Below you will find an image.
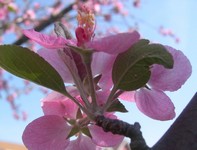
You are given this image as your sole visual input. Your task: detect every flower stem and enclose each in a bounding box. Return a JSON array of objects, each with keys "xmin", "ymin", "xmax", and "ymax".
[
  {"xmin": 65, "ymin": 92, "xmax": 92, "ymax": 118},
  {"xmin": 72, "ymin": 74, "xmax": 91, "ymax": 108},
  {"xmin": 102, "ymin": 86, "xmax": 118, "ymax": 112},
  {"xmin": 58, "ymin": 50, "xmax": 91, "ymax": 108},
  {"xmin": 83, "ymin": 53, "xmax": 98, "ymax": 108}
]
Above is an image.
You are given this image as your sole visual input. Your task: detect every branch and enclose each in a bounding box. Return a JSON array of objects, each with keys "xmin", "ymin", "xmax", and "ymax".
[
  {"xmin": 95, "ymin": 93, "xmax": 197, "ymax": 150},
  {"xmin": 152, "ymin": 92, "xmax": 197, "ymax": 150},
  {"xmin": 13, "ymin": 2, "xmax": 75, "ymax": 45},
  {"xmin": 95, "ymin": 115, "xmax": 150, "ymax": 150}
]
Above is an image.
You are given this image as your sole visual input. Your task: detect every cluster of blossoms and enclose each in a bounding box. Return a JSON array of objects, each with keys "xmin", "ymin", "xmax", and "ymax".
[
  {"xmin": 0, "ymin": 1, "xmax": 181, "ymax": 120},
  {"xmin": 21, "ymin": 4, "xmax": 191, "ymax": 150}
]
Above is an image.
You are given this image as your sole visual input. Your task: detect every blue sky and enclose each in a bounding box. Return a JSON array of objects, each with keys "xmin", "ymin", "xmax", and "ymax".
[{"xmin": 0, "ymin": 0, "xmax": 196, "ymax": 147}]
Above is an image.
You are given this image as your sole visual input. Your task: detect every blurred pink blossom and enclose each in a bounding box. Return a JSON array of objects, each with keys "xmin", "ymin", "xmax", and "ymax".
[{"xmin": 0, "ymin": 6, "xmax": 8, "ymax": 20}]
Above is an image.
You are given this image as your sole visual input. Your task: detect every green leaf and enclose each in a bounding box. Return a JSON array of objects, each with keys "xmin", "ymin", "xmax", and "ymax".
[
  {"xmin": 0, "ymin": 45, "xmax": 67, "ymax": 95},
  {"xmin": 112, "ymin": 39, "xmax": 173, "ymax": 91},
  {"xmin": 67, "ymin": 126, "xmax": 80, "ymax": 139},
  {"xmin": 107, "ymin": 99, "xmax": 128, "ymax": 113},
  {"xmin": 81, "ymin": 127, "xmax": 92, "ymax": 138}
]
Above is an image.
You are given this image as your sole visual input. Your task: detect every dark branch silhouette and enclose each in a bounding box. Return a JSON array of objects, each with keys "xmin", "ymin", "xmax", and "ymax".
[
  {"xmin": 152, "ymin": 92, "xmax": 197, "ymax": 150},
  {"xmin": 96, "ymin": 92, "xmax": 197, "ymax": 150},
  {"xmin": 95, "ymin": 115, "xmax": 150, "ymax": 150},
  {"xmin": 13, "ymin": 2, "xmax": 75, "ymax": 45}
]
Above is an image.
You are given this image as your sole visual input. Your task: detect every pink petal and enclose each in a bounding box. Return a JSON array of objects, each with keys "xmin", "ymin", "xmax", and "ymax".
[
  {"xmin": 96, "ymin": 89, "xmax": 115, "ymax": 107},
  {"xmin": 149, "ymin": 46, "xmax": 192, "ymax": 91},
  {"xmin": 89, "ymin": 125, "xmax": 124, "ymax": 147},
  {"xmin": 103, "ymin": 113, "xmax": 117, "ymax": 119},
  {"xmin": 67, "ymin": 134, "xmax": 97, "ymax": 150},
  {"xmin": 38, "ymin": 48, "xmax": 73, "ymax": 83},
  {"xmin": 135, "ymin": 88, "xmax": 175, "ymax": 121},
  {"xmin": 96, "ymin": 90, "xmax": 110, "ymax": 106},
  {"xmin": 99, "ymin": 72, "xmax": 113, "ymax": 91},
  {"xmin": 92, "ymin": 52, "xmax": 116, "ymax": 76},
  {"xmin": 86, "ymin": 31, "xmax": 140, "ymax": 54},
  {"xmin": 22, "ymin": 115, "xmax": 71, "ymax": 150},
  {"xmin": 23, "ymin": 29, "xmax": 70, "ymax": 49},
  {"xmin": 119, "ymin": 91, "xmax": 135, "ymax": 102},
  {"xmin": 41, "ymin": 92, "xmax": 78, "ymax": 118},
  {"xmin": 91, "ymin": 52, "xmax": 116, "ymax": 90}
]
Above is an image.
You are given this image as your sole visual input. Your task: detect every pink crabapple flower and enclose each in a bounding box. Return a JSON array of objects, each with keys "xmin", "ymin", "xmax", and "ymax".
[
  {"xmin": 23, "ymin": 4, "xmax": 139, "ymax": 53},
  {"xmin": 22, "ymin": 91, "xmax": 124, "ymax": 150},
  {"xmin": 22, "ymin": 8, "xmax": 137, "ymax": 149},
  {"xmin": 119, "ymin": 46, "xmax": 192, "ymax": 121},
  {"xmin": 23, "ymin": 4, "xmax": 139, "ymax": 85},
  {"xmin": 23, "ymin": 29, "xmax": 139, "ymax": 85}
]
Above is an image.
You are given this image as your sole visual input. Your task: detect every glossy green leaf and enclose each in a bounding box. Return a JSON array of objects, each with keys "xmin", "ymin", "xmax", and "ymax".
[
  {"xmin": 112, "ymin": 39, "xmax": 173, "ymax": 91},
  {"xmin": 0, "ymin": 45, "xmax": 67, "ymax": 95},
  {"xmin": 107, "ymin": 99, "xmax": 128, "ymax": 113}
]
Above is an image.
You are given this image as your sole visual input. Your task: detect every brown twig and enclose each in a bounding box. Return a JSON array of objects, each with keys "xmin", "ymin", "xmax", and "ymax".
[{"xmin": 95, "ymin": 115, "xmax": 150, "ymax": 150}]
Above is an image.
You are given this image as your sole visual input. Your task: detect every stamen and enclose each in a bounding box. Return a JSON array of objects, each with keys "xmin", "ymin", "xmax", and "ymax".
[{"xmin": 76, "ymin": 5, "xmax": 95, "ymax": 41}]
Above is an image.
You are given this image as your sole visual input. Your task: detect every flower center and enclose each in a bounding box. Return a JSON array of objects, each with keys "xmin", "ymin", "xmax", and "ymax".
[{"xmin": 76, "ymin": 5, "xmax": 95, "ymax": 46}]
